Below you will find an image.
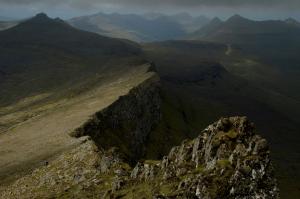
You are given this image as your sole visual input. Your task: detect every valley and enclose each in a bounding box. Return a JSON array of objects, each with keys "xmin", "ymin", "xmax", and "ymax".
[{"xmin": 0, "ymin": 11, "xmax": 299, "ymax": 199}]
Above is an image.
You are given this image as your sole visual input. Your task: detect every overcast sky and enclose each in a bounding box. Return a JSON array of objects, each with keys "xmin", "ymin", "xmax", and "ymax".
[{"xmin": 1, "ymin": 0, "xmax": 300, "ymax": 20}]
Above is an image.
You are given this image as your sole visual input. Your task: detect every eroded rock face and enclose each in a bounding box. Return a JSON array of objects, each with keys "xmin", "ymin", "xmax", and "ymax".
[
  {"xmin": 70, "ymin": 75, "xmax": 161, "ymax": 162},
  {"xmin": 133, "ymin": 117, "xmax": 279, "ymax": 198},
  {"xmin": 0, "ymin": 117, "xmax": 279, "ymax": 199}
]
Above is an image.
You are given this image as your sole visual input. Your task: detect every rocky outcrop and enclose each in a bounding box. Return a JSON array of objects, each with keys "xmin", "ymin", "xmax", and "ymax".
[
  {"xmin": 70, "ymin": 75, "xmax": 161, "ymax": 162},
  {"xmin": 0, "ymin": 117, "xmax": 279, "ymax": 199},
  {"xmin": 131, "ymin": 117, "xmax": 279, "ymax": 198},
  {"xmin": 0, "ymin": 136, "xmax": 134, "ymax": 199}
]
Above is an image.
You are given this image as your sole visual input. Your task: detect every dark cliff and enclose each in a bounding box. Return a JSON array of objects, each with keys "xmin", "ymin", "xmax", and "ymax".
[
  {"xmin": 0, "ymin": 71, "xmax": 279, "ymax": 198},
  {"xmin": 70, "ymin": 74, "xmax": 161, "ymax": 162}
]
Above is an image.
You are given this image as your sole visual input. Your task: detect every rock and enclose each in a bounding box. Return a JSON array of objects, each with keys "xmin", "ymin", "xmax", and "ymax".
[
  {"xmin": 131, "ymin": 162, "xmax": 144, "ymax": 179},
  {"xmin": 130, "ymin": 116, "xmax": 279, "ymax": 198},
  {"xmin": 0, "ymin": 117, "xmax": 279, "ymax": 199},
  {"xmin": 70, "ymin": 76, "xmax": 161, "ymax": 162},
  {"xmin": 112, "ymin": 177, "xmax": 125, "ymax": 192}
]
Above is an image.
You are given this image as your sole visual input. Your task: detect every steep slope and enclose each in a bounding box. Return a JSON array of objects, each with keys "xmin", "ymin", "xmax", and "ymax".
[
  {"xmin": 143, "ymin": 40, "xmax": 300, "ymax": 123},
  {"xmin": 0, "ymin": 13, "xmax": 158, "ymax": 185},
  {"xmin": 0, "ymin": 117, "xmax": 279, "ymax": 199},
  {"xmin": 190, "ymin": 17, "xmax": 222, "ymax": 38},
  {"xmin": 143, "ymin": 40, "xmax": 300, "ymax": 198},
  {"xmin": 190, "ymin": 14, "xmax": 300, "ymax": 70},
  {"xmin": 68, "ymin": 13, "xmax": 185, "ymax": 42},
  {"xmin": 0, "ymin": 13, "xmax": 141, "ymax": 107}
]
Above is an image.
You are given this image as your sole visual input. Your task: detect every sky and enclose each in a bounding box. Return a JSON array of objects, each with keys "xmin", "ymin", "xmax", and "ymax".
[{"xmin": 1, "ymin": 0, "xmax": 300, "ymax": 20}]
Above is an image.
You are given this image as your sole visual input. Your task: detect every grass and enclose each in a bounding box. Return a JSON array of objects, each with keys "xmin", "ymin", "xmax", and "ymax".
[
  {"xmin": 217, "ymin": 159, "xmax": 232, "ymax": 168},
  {"xmin": 226, "ymin": 129, "xmax": 238, "ymax": 139}
]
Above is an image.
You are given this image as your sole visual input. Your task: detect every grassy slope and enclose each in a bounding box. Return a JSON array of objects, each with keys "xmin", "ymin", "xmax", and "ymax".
[
  {"xmin": 142, "ymin": 40, "xmax": 300, "ymax": 198},
  {"xmin": 0, "ymin": 14, "xmax": 142, "ymax": 107},
  {"xmin": 1, "ymin": 14, "xmax": 299, "ymax": 197},
  {"xmin": 0, "ymin": 14, "xmax": 155, "ymax": 184},
  {"xmin": 190, "ymin": 16, "xmax": 300, "ymax": 101}
]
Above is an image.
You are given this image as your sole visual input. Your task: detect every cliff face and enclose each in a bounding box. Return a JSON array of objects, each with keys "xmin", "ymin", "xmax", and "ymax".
[
  {"xmin": 0, "ymin": 117, "xmax": 279, "ymax": 199},
  {"xmin": 70, "ymin": 75, "xmax": 161, "ymax": 162},
  {"xmin": 0, "ymin": 64, "xmax": 279, "ymax": 198}
]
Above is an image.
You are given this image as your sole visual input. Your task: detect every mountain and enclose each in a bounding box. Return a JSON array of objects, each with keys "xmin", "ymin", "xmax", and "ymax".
[
  {"xmin": 0, "ymin": 12, "xmax": 298, "ymax": 198},
  {"xmin": 0, "ymin": 13, "xmax": 142, "ymax": 107},
  {"xmin": 190, "ymin": 14, "xmax": 300, "ymax": 61},
  {"xmin": 190, "ymin": 15, "xmax": 300, "ymax": 102},
  {"xmin": 142, "ymin": 40, "xmax": 300, "ymax": 198},
  {"xmin": 145, "ymin": 12, "xmax": 210, "ymax": 33},
  {"xmin": 192, "ymin": 17, "xmax": 222, "ymax": 38},
  {"xmin": 192, "ymin": 14, "xmax": 300, "ymax": 37},
  {"xmin": 68, "ymin": 12, "xmax": 186, "ymax": 42},
  {"xmin": 0, "ymin": 117, "xmax": 279, "ymax": 198},
  {"xmin": 0, "ymin": 13, "xmax": 160, "ymax": 187},
  {"xmin": 68, "ymin": 12, "xmax": 210, "ymax": 42},
  {"xmin": 0, "ymin": 13, "xmax": 278, "ymax": 198}
]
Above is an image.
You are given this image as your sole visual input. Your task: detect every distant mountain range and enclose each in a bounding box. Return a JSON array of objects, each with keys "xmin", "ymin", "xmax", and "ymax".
[
  {"xmin": 154, "ymin": 12, "xmax": 210, "ymax": 33},
  {"xmin": 190, "ymin": 15, "xmax": 300, "ymax": 96},
  {"xmin": 68, "ymin": 12, "xmax": 210, "ymax": 42},
  {"xmin": 143, "ymin": 15, "xmax": 300, "ymax": 198},
  {"xmin": 190, "ymin": 14, "xmax": 300, "ymax": 40},
  {"xmin": 0, "ymin": 12, "xmax": 300, "ymax": 198}
]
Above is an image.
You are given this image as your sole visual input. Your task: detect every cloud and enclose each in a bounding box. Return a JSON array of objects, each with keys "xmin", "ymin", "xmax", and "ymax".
[
  {"xmin": 0, "ymin": 0, "xmax": 300, "ymax": 19},
  {"xmin": 0, "ymin": 0, "xmax": 300, "ymax": 9}
]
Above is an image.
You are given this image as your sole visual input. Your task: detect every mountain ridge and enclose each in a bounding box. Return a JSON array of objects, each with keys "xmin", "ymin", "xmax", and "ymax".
[
  {"xmin": 68, "ymin": 12, "xmax": 210, "ymax": 42},
  {"xmin": 0, "ymin": 12, "xmax": 299, "ymax": 198},
  {"xmin": 0, "ymin": 13, "xmax": 144, "ymax": 107},
  {"xmin": 191, "ymin": 14, "xmax": 300, "ymax": 38}
]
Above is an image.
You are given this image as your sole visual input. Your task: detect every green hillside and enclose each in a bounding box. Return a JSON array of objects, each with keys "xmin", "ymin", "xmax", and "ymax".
[
  {"xmin": 143, "ymin": 40, "xmax": 300, "ymax": 198},
  {"xmin": 190, "ymin": 15, "xmax": 300, "ymax": 100},
  {"xmin": 0, "ymin": 13, "xmax": 144, "ymax": 107}
]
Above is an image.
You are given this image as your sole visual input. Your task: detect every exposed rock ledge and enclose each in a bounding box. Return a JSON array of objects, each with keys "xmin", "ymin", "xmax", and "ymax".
[{"xmin": 0, "ymin": 117, "xmax": 279, "ymax": 199}]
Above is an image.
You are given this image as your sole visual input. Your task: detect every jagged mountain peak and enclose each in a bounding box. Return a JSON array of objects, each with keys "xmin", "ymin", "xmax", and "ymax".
[
  {"xmin": 34, "ymin": 12, "xmax": 49, "ymax": 19},
  {"xmin": 21, "ymin": 12, "xmax": 68, "ymax": 27},
  {"xmin": 0, "ymin": 12, "xmax": 80, "ymax": 43}
]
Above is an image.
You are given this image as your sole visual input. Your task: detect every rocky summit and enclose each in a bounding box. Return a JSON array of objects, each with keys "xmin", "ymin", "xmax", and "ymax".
[{"xmin": 0, "ymin": 117, "xmax": 278, "ymax": 198}]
